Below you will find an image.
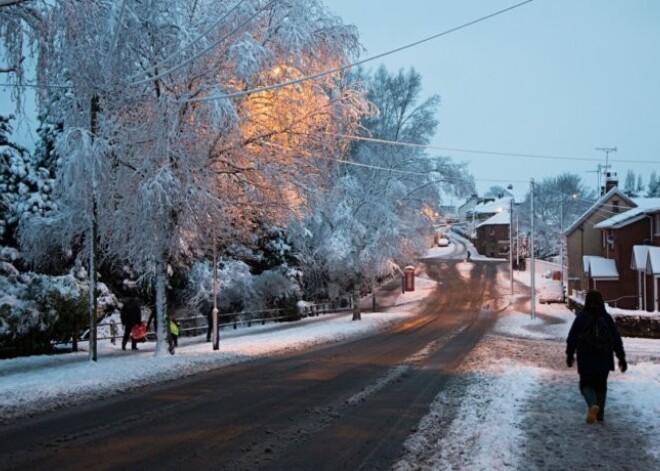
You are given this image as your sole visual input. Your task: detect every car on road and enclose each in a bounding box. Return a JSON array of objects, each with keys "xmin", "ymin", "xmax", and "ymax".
[{"xmin": 437, "ymin": 237, "xmax": 450, "ymax": 247}]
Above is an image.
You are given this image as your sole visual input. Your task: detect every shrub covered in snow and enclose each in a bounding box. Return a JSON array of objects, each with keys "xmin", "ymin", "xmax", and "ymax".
[
  {"xmin": 0, "ymin": 255, "xmax": 118, "ymax": 357},
  {"xmin": 0, "ymin": 115, "xmax": 57, "ymax": 248},
  {"xmin": 185, "ymin": 257, "xmax": 302, "ymax": 321}
]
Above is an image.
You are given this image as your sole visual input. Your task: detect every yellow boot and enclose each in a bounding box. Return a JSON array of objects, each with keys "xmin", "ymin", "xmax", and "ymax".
[{"xmin": 586, "ymin": 405, "xmax": 600, "ymax": 424}]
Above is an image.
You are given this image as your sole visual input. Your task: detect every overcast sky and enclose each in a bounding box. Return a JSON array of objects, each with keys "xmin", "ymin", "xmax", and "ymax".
[{"xmin": 324, "ymin": 0, "xmax": 660, "ymax": 199}]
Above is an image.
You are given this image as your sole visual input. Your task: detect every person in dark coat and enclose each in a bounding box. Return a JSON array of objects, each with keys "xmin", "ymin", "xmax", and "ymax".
[
  {"xmin": 200, "ymin": 299, "xmax": 215, "ymax": 342},
  {"xmin": 120, "ymin": 297, "xmax": 142, "ymax": 351},
  {"xmin": 566, "ymin": 290, "xmax": 627, "ymax": 424},
  {"xmin": 147, "ymin": 302, "xmax": 157, "ymax": 333}
]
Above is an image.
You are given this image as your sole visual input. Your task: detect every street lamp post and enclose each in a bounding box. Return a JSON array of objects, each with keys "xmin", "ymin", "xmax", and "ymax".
[
  {"xmin": 530, "ymin": 178, "xmax": 536, "ymax": 319},
  {"xmin": 559, "ymin": 200, "xmax": 564, "ymax": 299},
  {"xmin": 212, "ymin": 240, "xmax": 219, "ymax": 350},
  {"xmin": 510, "ymin": 197, "xmax": 514, "ymax": 295}
]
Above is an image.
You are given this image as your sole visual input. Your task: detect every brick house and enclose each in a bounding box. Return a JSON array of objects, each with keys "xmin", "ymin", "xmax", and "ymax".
[
  {"xmin": 467, "ymin": 196, "xmax": 512, "ymax": 238},
  {"xmin": 563, "ymin": 187, "xmax": 636, "ymax": 297},
  {"xmin": 592, "ymin": 200, "xmax": 660, "ymax": 310},
  {"xmin": 475, "ymin": 210, "xmax": 510, "ymax": 258}
]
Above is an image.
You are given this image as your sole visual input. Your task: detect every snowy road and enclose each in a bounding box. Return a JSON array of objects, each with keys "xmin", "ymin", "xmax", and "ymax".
[
  {"xmin": 0, "ymin": 259, "xmax": 502, "ymax": 470},
  {"xmin": 1, "ymin": 257, "xmax": 658, "ymax": 470}
]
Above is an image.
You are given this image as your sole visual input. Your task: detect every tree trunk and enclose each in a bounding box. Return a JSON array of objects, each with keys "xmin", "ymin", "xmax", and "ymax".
[
  {"xmin": 88, "ymin": 95, "xmax": 100, "ymax": 362},
  {"xmin": 351, "ymin": 282, "xmax": 361, "ymax": 321},
  {"xmin": 88, "ymin": 202, "xmax": 98, "ymax": 361},
  {"xmin": 154, "ymin": 256, "xmax": 168, "ymax": 356}
]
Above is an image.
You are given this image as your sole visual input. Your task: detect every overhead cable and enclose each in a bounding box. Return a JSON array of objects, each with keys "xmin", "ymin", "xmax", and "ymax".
[
  {"xmin": 183, "ymin": 0, "xmax": 535, "ymax": 103},
  {"xmin": 331, "ymin": 133, "xmax": 660, "ymax": 165}
]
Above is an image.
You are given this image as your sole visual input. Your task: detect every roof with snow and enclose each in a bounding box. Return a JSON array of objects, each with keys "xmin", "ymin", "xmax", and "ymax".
[
  {"xmin": 594, "ymin": 198, "xmax": 660, "ymax": 230},
  {"xmin": 583, "ymin": 255, "xmax": 619, "ymax": 280},
  {"xmin": 564, "ymin": 187, "xmax": 636, "ymax": 236},
  {"xmin": 645, "ymin": 247, "xmax": 660, "ymax": 275},
  {"xmin": 472, "ymin": 197, "xmax": 513, "ymax": 215},
  {"xmin": 631, "ymin": 245, "xmax": 651, "ymax": 271},
  {"xmin": 476, "ymin": 210, "xmax": 511, "ymax": 228}
]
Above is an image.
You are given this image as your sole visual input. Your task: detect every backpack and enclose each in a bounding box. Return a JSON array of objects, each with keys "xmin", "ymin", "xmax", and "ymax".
[{"xmin": 577, "ymin": 313, "xmax": 613, "ymax": 354}]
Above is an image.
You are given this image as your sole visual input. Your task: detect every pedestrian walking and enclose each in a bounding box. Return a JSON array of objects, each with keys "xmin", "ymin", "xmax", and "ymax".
[
  {"xmin": 168, "ymin": 311, "xmax": 180, "ymax": 355},
  {"xmin": 147, "ymin": 302, "xmax": 157, "ymax": 333},
  {"xmin": 566, "ymin": 290, "xmax": 627, "ymax": 424},
  {"xmin": 200, "ymin": 299, "xmax": 216, "ymax": 342},
  {"xmin": 120, "ymin": 297, "xmax": 142, "ymax": 351}
]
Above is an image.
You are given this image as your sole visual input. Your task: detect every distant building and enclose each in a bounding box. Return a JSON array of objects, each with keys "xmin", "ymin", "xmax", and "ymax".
[
  {"xmin": 462, "ymin": 196, "xmax": 512, "ymax": 239},
  {"xmin": 563, "ymin": 187, "xmax": 636, "ymax": 298},
  {"xmin": 475, "ymin": 210, "xmax": 511, "ymax": 258}
]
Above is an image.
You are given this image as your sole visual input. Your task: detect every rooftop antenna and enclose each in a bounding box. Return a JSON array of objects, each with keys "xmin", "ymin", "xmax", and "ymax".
[{"xmin": 596, "ymin": 147, "xmax": 616, "ymax": 194}]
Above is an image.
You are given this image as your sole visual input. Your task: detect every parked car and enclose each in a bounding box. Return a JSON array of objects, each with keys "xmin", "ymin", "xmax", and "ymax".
[{"xmin": 437, "ymin": 237, "xmax": 450, "ymax": 247}]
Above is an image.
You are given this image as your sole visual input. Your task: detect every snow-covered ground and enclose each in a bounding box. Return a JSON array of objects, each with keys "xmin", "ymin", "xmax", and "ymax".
[
  {"xmin": 394, "ymin": 268, "xmax": 660, "ymax": 470},
  {"xmin": 1, "ymin": 254, "xmax": 658, "ymax": 469}
]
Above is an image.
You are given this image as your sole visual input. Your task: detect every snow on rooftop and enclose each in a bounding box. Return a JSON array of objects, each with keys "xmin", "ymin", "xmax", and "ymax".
[
  {"xmin": 595, "ymin": 197, "xmax": 660, "ymax": 229},
  {"xmin": 645, "ymin": 246, "xmax": 660, "ymax": 275},
  {"xmin": 583, "ymin": 255, "xmax": 619, "ymax": 280},
  {"xmin": 632, "ymin": 245, "xmax": 651, "ymax": 271},
  {"xmin": 476, "ymin": 209, "xmax": 510, "ymax": 227},
  {"xmin": 473, "ymin": 197, "xmax": 513, "ymax": 215}
]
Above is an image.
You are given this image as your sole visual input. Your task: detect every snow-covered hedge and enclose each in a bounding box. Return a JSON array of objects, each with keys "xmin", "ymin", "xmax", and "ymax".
[{"xmin": 0, "ymin": 254, "xmax": 118, "ymax": 357}]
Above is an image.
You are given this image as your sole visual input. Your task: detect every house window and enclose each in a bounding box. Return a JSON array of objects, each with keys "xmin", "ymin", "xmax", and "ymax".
[{"xmin": 655, "ymin": 214, "xmax": 660, "ymax": 236}]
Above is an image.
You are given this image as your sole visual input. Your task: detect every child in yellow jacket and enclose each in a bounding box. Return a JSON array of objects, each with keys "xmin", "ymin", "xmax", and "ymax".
[{"xmin": 168, "ymin": 313, "xmax": 180, "ymax": 354}]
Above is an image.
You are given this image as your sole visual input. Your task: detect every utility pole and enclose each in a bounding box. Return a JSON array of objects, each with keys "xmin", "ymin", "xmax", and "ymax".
[
  {"xmin": 509, "ymin": 196, "xmax": 514, "ymax": 295},
  {"xmin": 212, "ymin": 237, "xmax": 219, "ymax": 351},
  {"xmin": 530, "ymin": 178, "xmax": 536, "ymax": 319},
  {"xmin": 559, "ymin": 200, "xmax": 564, "ymax": 302}
]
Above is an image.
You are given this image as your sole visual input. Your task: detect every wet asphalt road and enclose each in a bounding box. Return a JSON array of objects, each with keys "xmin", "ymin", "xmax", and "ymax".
[{"xmin": 0, "ymin": 255, "xmax": 505, "ymax": 471}]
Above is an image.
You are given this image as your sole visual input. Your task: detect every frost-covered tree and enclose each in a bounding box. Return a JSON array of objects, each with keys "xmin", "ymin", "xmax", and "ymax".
[
  {"xmin": 0, "ymin": 1, "xmax": 51, "ymax": 109},
  {"xmin": 623, "ymin": 170, "xmax": 638, "ymax": 198},
  {"xmin": 520, "ymin": 173, "xmax": 595, "ymax": 258},
  {"xmin": 647, "ymin": 171, "xmax": 660, "ymax": 197},
  {"xmin": 485, "ymin": 185, "xmax": 513, "ymax": 199},
  {"xmin": 0, "ymin": 114, "xmax": 56, "ymax": 249},
  {"xmin": 102, "ymin": 0, "xmax": 364, "ymax": 351},
  {"xmin": 9, "ymin": 0, "xmax": 368, "ymax": 351},
  {"xmin": 637, "ymin": 174, "xmax": 645, "ymax": 197},
  {"xmin": 293, "ymin": 66, "xmax": 474, "ymax": 319}
]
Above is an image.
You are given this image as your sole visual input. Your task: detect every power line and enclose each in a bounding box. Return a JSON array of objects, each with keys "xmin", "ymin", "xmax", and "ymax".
[
  {"xmin": 323, "ymin": 133, "xmax": 660, "ymax": 165},
  {"xmin": 3, "ymin": 1, "xmax": 537, "ymax": 102},
  {"xmin": 182, "ymin": 0, "xmax": 535, "ymax": 103},
  {"xmin": 261, "ymin": 139, "xmax": 513, "ymax": 182}
]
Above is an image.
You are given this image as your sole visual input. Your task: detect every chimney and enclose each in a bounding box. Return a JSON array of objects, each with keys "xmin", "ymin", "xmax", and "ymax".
[{"xmin": 601, "ymin": 171, "xmax": 618, "ymax": 195}]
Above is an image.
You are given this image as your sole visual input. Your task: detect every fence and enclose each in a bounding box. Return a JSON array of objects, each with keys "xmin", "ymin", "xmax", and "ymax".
[{"xmin": 70, "ymin": 301, "xmax": 352, "ymax": 347}]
